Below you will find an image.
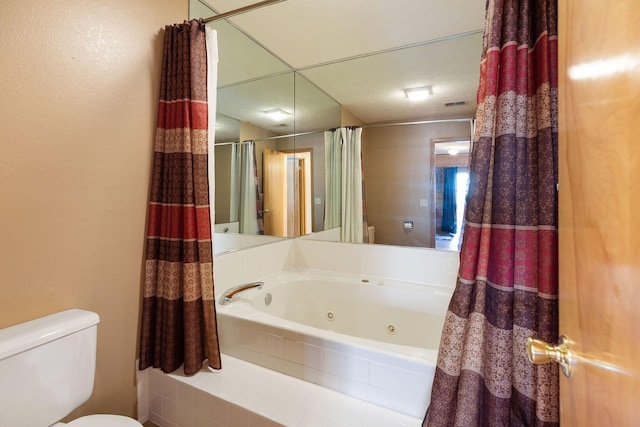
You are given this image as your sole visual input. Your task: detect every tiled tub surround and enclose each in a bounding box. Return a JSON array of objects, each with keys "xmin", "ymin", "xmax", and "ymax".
[
  {"xmin": 217, "ymin": 269, "xmax": 452, "ymax": 418},
  {"xmin": 139, "ymin": 239, "xmax": 459, "ymax": 425},
  {"xmin": 142, "ymin": 354, "xmax": 422, "ymax": 426}
]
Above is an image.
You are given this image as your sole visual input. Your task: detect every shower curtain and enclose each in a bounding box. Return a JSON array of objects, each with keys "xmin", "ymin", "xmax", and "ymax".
[
  {"xmin": 324, "ymin": 129, "xmax": 342, "ymax": 229},
  {"xmin": 239, "ymin": 140, "xmax": 264, "ymax": 234},
  {"xmin": 229, "ymin": 142, "xmax": 240, "ymax": 223},
  {"xmin": 341, "ymin": 126, "xmax": 366, "ymax": 243},
  {"xmin": 139, "ymin": 21, "xmax": 221, "ymax": 375},
  {"xmin": 424, "ymin": 0, "xmax": 559, "ymax": 425}
]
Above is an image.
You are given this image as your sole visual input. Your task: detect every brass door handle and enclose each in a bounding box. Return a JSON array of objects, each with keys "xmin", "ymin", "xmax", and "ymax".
[{"xmin": 526, "ymin": 335, "xmax": 574, "ymax": 378}]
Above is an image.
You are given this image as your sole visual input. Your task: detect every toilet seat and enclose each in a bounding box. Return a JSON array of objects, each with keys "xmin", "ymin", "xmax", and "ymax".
[{"xmin": 65, "ymin": 414, "xmax": 143, "ymax": 426}]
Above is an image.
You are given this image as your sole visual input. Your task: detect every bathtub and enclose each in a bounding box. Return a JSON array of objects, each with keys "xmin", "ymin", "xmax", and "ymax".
[{"xmin": 216, "ymin": 269, "xmax": 453, "ymax": 418}]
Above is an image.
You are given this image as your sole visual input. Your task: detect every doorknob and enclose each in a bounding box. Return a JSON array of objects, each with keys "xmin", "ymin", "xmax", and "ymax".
[{"xmin": 526, "ymin": 335, "xmax": 574, "ymax": 378}]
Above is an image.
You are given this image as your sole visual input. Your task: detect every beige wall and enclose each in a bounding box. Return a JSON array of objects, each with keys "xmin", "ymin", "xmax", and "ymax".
[
  {"xmin": 362, "ymin": 121, "xmax": 471, "ymax": 247},
  {"xmin": 341, "ymin": 107, "xmax": 366, "ymax": 127},
  {"xmin": 0, "ymin": 0, "xmax": 187, "ymax": 420},
  {"xmin": 214, "ymin": 144, "xmax": 234, "ymax": 223}
]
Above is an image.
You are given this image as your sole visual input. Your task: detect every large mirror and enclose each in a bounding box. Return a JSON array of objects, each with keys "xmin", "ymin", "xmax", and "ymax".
[{"xmin": 190, "ymin": 0, "xmax": 484, "ymax": 251}]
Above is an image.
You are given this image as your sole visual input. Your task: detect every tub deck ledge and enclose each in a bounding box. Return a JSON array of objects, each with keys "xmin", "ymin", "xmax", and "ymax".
[{"xmin": 143, "ymin": 354, "xmax": 423, "ymax": 427}]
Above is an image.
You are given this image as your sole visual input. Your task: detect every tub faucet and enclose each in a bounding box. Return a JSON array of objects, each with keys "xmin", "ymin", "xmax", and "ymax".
[{"xmin": 219, "ymin": 281, "xmax": 264, "ymax": 305}]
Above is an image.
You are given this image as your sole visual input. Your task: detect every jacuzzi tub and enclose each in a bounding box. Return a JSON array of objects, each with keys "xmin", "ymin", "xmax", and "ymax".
[{"xmin": 216, "ymin": 269, "xmax": 453, "ymax": 418}]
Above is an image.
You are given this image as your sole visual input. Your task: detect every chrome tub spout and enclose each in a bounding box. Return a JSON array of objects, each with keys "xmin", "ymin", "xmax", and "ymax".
[{"xmin": 218, "ymin": 281, "xmax": 264, "ymax": 305}]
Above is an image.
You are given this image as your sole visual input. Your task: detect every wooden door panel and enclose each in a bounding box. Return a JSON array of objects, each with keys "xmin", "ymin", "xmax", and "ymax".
[
  {"xmin": 263, "ymin": 149, "xmax": 288, "ymax": 237},
  {"xmin": 558, "ymin": 0, "xmax": 640, "ymax": 424}
]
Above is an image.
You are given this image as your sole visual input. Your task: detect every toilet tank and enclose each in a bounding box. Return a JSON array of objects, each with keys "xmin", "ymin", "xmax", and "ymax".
[{"xmin": 0, "ymin": 309, "xmax": 100, "ymax": 427}]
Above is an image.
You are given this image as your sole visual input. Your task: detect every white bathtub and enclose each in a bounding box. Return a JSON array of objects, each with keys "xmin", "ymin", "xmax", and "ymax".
[{"xmin": 216, "ymin": 269, "xmax": 453, "ymax": 418}]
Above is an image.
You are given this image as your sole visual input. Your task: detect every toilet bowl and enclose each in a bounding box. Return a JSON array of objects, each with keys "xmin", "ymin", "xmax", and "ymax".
[{"xmin": 0, "ymin": 310, "xmax": 142, "ymax": 427}]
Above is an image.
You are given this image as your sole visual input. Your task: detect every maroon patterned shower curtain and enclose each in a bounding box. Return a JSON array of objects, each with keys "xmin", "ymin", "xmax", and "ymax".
[
  {"xmin": 425, "ymin": 0, "xmax": 558, "ymax": 425},
  {"xmin": 139, "ymin": 20, "xmax": 221, "ymax": 376}
]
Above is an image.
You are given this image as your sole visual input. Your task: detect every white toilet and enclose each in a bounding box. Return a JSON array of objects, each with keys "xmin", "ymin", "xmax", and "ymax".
[{"xmin": 0, "ymin": 309, "xmax": 142, "ymax": 427}]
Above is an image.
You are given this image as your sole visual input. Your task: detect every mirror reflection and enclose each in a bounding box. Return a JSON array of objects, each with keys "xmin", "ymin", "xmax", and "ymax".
[{"xmin": 191, "ymin": 0, "xmax": 482, "ymax": 251}]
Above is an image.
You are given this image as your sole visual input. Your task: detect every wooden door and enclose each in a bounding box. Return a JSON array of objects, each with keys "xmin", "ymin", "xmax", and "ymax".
[
  {"xmin": 558, "ymin": 0, "xmax": 640, "ymax": 424},
  {"xmin": 263, "ymin": 149, "xmax": 288, "ymax": 237}
]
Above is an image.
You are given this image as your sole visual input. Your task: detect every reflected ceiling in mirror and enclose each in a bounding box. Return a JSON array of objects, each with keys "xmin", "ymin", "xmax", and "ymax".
[
  {"xmin": 299, "ymin": 32, "xmax": 482, "ymax": 124},
  {"xmin": 201, "ymin": 0, "xmax": 485, "ymax": 70},
  {"xmin": 294, "ymin": 74, "xmax": 342, "ymax": 133},
  {"xmin": 215, "ymin": 114, "xmax": 240, "ymax": 143},
  {"xmin": 217, "ymin": 71, "xmax": 296, "ymax": 134}
]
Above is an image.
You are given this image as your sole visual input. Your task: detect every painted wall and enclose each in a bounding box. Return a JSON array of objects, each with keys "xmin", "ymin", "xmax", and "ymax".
[
  {"xmin": 362, "ymin": 121, "xmax": 471, "ymax": 247},
  {"xmin": 214, "ymin": 143, "xmax": 235, "ymax": 223},
  {"xmin": 0, "ymin": 0, "xmax": 187, "ymax": 420},
  {"xmin": 341, "ymin": 107, "xmax": 366, "ymax": 127}
]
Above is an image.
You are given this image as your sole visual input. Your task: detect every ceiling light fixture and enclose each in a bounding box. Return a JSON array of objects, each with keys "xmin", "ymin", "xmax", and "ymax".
[
  {"xmin": 404, "ymin": 86, "xmax": 432, "ymax": 101},
  {"xmin": 263, "ymin": 109, "xmax": 290, "ymax": 121},
  {"xmin": 448, "ymin": 148, "xmax": 460, "ymax": 156}
]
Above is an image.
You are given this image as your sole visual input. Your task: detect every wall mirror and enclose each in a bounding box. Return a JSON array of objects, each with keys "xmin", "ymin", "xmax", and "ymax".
[{"xmin": 190, "ymin": 0, "xmax": 484, "ymax": 251}]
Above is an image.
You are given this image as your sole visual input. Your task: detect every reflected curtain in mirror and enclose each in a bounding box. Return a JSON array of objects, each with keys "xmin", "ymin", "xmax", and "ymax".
[
  {"xmin": 425, "ymin": 0, "xmax": 559, "ymax": 424},
  {"xmin": 239, "ymin": 141, "xmax": 264, "ymax": 234},
  {"xmin": 323, "ymin": 127, "xmax": 369, "ymax": 243},
  {"xmin": 440, "ymin": 167, "xmax": 458, "ymax": 234},
  {"xmin": 341, "ymin": 127, "xmax": 367, "ymax": 243},
  {"xmin": 229, "ymin": 143, "xmax": 241, "ymax": 222},
  {"xmin": 324, "ymin": 129, "xmax": 342, "ymax": 230},
  {"xmin": 139, "ymin": 20, "xmax": 221, "ymax": 376}
]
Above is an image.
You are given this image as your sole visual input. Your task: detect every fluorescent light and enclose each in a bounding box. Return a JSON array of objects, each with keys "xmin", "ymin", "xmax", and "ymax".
[
  {"xmin": 263, "ymin": 109, "xmax": 289, "ymax": 121},
  {"xmin": 448, "ymin": 148, "xmax": 460, "ymax": 156},
  {"xmin": 404, "ymin": 86, "xmax": 432, "ymax": 101}
]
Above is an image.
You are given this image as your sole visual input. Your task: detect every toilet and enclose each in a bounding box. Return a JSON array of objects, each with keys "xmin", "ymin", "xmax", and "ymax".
[
  {"xmin": 367, "ymin": 225, "xmax": 376, "ymax": 244},
  {"xmin": 0, "ymin": 309, "xmax": 142, "ymax": 427}
]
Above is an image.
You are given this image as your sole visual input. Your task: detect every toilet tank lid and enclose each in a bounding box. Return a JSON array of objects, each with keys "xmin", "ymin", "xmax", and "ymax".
[{"xmin": 0, "ymin": 309, "xmax": 100, "ymax": 361}]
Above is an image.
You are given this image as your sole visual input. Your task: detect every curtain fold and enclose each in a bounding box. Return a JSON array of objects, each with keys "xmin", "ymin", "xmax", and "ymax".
[
  {"xmin": 229, "ymin": 142, "xmax": 240, "ymax": 223},
  {"xmin": 139, "ymin": 20, "xmax": 221, "ymax": 376},
  {"xmin": 440, "ymin": 167, "xmax": 458, "ymax": 234},
  {"xmin": 324, "ymin": 129, "xmax": 342, "ymax": 230},
  {"xmin": 425, "ymin": 0, "xmax": 559, "ymax": 425},
  {"xmin": 340, "ymin": 127, "xmax": 364, "ymax": 243}
]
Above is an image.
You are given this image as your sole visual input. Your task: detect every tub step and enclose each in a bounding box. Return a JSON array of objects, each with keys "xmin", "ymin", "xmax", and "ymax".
[{"xmin": 142, "ymin": 354, "xmax": 422, "ymax": 426}]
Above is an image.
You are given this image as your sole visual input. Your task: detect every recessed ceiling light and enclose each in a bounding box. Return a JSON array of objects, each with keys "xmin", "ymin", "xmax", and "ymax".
[
  {"xmin": 263, "ymin": 109, "xmax": 289, "ymax": 121},
  {"xmin": 404, "ymin": 86, "xmax": 432, "ymax": 101}
]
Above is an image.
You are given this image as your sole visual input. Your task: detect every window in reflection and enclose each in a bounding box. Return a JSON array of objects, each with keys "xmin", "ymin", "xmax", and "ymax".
[{"xmin": 435, "ymin": 169, "xmax": 469, "ymax": 251}]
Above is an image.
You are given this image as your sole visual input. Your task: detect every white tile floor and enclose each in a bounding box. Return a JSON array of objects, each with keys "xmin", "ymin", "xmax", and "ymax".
[{"xmin": 147, "ymin": 354, "xmax": 423, "ymax": 427}]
